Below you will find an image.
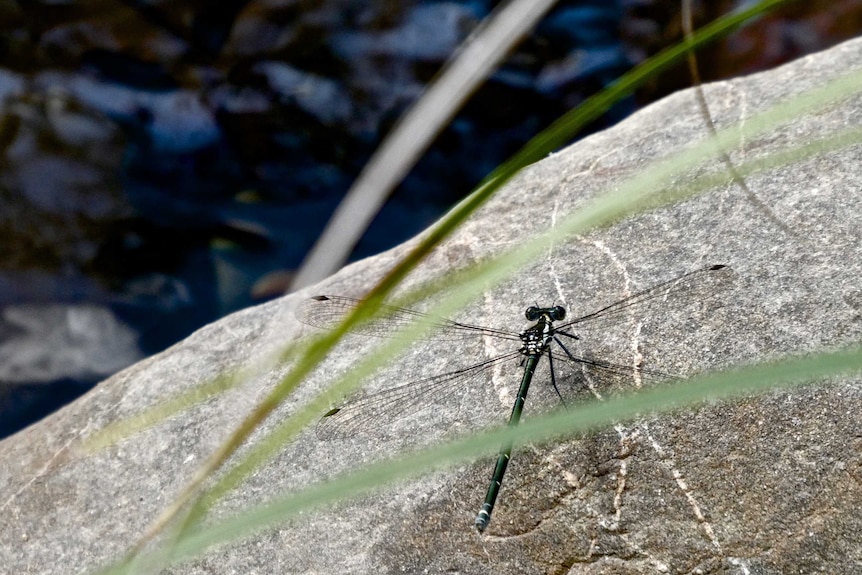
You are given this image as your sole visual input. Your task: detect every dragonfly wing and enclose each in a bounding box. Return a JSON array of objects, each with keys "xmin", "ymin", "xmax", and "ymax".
[
  {"xmin": 544, "ymin": 343, "xmax": 679, "ymax": 407},
  {"xmin": 316, "ymin": 351, "xmax": 522, "ymax": 440},
  {"xmin": 558, "ymin": 264, "xmax": 734, "ymax": 331},
  {"xmin": 296, "ymin": 295, "xmax": 519, "ymax": 342},
  {"xmin": 563, "ymin": 351, "xmax": 678, "ymax": 383}
]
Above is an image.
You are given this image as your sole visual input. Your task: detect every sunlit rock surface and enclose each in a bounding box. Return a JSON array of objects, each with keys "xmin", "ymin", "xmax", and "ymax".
[{"xmin": 1, "ymin": 36, "xmax": 861, "ymax": 574}]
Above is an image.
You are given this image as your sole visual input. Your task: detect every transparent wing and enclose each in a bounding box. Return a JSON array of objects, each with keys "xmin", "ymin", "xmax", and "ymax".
[
  {"xmin": 553, "ymin": 351, "xmax": 674, "ymax": 380},
  {"xmin": 549, "ymin": 338, "xmax": 679, "ymax": 389},
  {"xmin": 296, "ymin": 295, "xmax": 519, "ymax": 342},
  {"xmin": 558, "ymin": 264, "xmax": 734, "ymax": 332},
  {"xmin": 316, "ymin": 351, "xmax": 523, "ymax": 439},
  {"xmin": 543, "ymin": 266, "xmax": 733, "ymax": 400}
]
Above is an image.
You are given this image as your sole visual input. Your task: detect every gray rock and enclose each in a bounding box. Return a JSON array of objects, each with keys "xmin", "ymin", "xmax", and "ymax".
[{"xmin": 2, "ymin": 37, "xmax": 862, "ymax": 575}]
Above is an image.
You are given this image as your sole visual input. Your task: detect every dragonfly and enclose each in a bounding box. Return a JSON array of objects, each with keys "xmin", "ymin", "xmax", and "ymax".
[{"xmin": 296, "ymin": 264, "xmax": 732, "ymax": 532}]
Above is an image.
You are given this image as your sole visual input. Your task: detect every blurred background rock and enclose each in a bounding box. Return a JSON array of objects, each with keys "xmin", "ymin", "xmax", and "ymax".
[{"xmin": 1, "ymin": 0, "xmax": 859, "ymax": 438}]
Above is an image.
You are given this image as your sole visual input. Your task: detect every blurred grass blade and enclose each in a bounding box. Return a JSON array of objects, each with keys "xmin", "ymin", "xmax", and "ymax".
[
  {"xmin": 118, "ymin": 346, "xmax": 862, "ymax": 570},
  {"xmin": 672, "ymin": 123, "xmax": 862, "ymax": 200},
  {"xmin": 682, "ymin": 0, "xmax": 795, "ymax": 236},
  {"xmin": 289, "ymin": 0, "xmax": 559, "ymax": 290},
  {"xmin": 82, "ymin": 372, "xmax": 236, "ymax": 452}
]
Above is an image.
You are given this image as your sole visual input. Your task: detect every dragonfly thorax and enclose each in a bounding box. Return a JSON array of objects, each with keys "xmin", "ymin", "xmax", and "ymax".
[{"xmin": 519, "ymin": 306, "xmax": 562, "ymax": 356}]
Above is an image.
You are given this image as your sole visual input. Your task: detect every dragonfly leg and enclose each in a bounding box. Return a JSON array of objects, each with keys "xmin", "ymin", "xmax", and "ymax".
[{"xmin": 546, "ymin": 348, "xmax": 568, "ymax": 408}]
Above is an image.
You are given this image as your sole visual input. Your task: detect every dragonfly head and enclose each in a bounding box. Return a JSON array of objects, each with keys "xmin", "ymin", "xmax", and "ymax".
[
  {"xmin": 525, "ymin": 305, "xmax": 566, "ymax": 322},
  {"xmin": 549, "ymin": 305, "xmax": 566, "ymax": 321}
]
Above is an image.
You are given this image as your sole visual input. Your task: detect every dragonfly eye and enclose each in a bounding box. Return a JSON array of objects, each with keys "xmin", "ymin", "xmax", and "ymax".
[
  {"xmin": 525, "ymin": 306, "xmax": 541, "ymax": 321},
  {"xmin": 550, "ymin": 306, "xmax": 566, "ymax": 321}
]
